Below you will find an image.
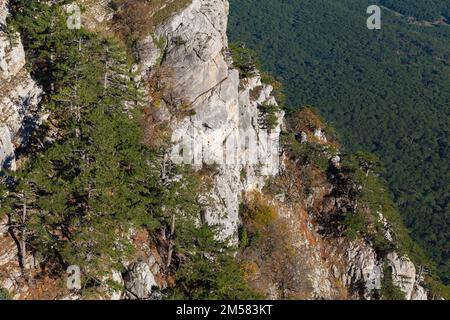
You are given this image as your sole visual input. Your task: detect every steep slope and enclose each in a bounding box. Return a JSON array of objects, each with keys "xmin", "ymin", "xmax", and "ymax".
[
  {"xmin": 228, "ymin": 0, "xmax": 450, "ymax": 284},
  {"xmin": 136, "ymin": 0, "xmax": 283, "ymax": 242},
  {"xmin": 135, "ymin": 0, "xmax": 429, "ymax": 300},
  {"xmin": 238, "ymin": 110, "xmax": 429, "ymax": 299},
  {"xmin": 0, "ymin": 0, "xmax": 437, "ymax": 300},
  {"xmin": 0, "ymin": 1, "xmax": 43, "ymax": 299}
]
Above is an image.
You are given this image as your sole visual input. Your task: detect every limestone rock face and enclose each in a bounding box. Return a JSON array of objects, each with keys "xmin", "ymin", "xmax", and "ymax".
[
  {"xmin": 139, "ymin": 0, "xmax": 283, "ymax": 243},
  {"xmin": 341, "ymin": 216, "xmax": 428, "ymax": 300},
  {"xmin": 0, "ymin": 1, "xmax": 42, "ymax": 171},
  {"xmin": 343, "ymin": 237, "xmax": 428, "ymax": 300},
  {"xmin": 411, "ymin": 282, "xmax": 428, "ymax": 300},
  {"xmin": 345, "ymin": 240, "xmax": 383, "ymax": 299},
  {"xmin": 386, "ymin": 252, "xmax": 427, "ymax": 300},
  {"xmin": 0, "ymin": 1, "xmax": 42, "ymax": 299},
  {"xmin": 123, "ymin": 254, "xmax": 165, "ymax": 300}
]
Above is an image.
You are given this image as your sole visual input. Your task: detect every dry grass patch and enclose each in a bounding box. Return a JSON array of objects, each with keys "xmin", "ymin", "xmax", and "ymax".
[{"xmin": 111, "ymin": 0, "xmax": 192, "ymax": 46}]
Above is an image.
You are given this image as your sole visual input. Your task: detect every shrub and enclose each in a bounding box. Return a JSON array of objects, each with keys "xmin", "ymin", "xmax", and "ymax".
[
  {"xmin": 261, "ymin": 72, "xmax": 286, "ymax": 107},
  {"xmin": 239, "ymin": 227, "xmax": 249, "ymax": 248},
  {"xmin": 258, "ymin": 103, "xmax": 280, "ymax": 130},
  {"xmin": 112, "ymin": 0, "xmax": 191, "ymax": 48},
  {"xmin": 347, "ymin": 151, "xmax": 384, "ymax": 177},
  {"xmin": 0, "ymin": 288, "xmax": 11, "ymax": 300},
  {"xmin": 343, "ymin": 211, "xmax": 368, "ymax": 240},
  {"xmin": 241, "ymin": 261, "xmax": 260, "ymax": 281},
  {"xmin": 112, "ymin": 0, "xmax": 156, "ymax": 46},
  {"xmin": 240, "ymin": 168, "xmax": 247, "ymax": 182},
  {"xmin": 426, "ymin": 276, "xmax": 450, "ymax": 300},
  {"xmin": 241, "ymin": 193, "xmax": 278, "ymax": 228},
  {"xmin": 286, "ymin": 138, "xmax": 330, "ymax": 171},
  {"xmin": 288, "ymin": 107, "xmax": 340, "ymax": 146},
  {"xmin": 289, "ymin": 107, "xmax": 326, "ymax": 134},
  {"xmin": 229, "ymin": 43, "xmax": 260, "ymax": 78}
]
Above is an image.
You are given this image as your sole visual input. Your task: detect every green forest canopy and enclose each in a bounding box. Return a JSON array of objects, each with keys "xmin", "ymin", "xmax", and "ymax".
[{"xmin": 228, "ymin": 0, "xmax": 450, "ymax": 283}]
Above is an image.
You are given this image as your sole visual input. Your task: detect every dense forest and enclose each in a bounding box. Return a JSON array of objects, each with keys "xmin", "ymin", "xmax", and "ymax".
[
  {"xmin": 379, "ymin": 0, "xmax": 450, "ymax": 21},
  {"xmin": 228, "ymin": 0, "xmax": 450, "ymax": 283}
]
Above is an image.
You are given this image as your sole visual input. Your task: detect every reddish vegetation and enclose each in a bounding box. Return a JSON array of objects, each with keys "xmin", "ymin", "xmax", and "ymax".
[
  {"xmin": 113, "ymin": 0, "xmax": 155, "ymax": 42},
  {"xmin": 237, "ymin": 106, "xmax": 358, "ymax": 299},
  {"xmin": 289, "ymin": 107, "xmax": 340, "ymax": 147},
  {"xmin": 0, "ymin": 238, "xmax": 70, "ymax": 299},
  {"xmin": 290, "ymin": 107, "xmax": 326, "ymax": 133},
  {"xmin": 297, "ymin": 206, "xmax": 317, "ymax": 247},
  {"xmin": 141, "ymin": 105, "xmax": 171, "ymax": 149}
]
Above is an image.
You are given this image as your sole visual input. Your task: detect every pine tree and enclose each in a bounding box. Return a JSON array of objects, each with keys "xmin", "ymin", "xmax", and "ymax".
[
  {"xmin": 3, "ymin": 0, "xmax": 259, "ymax": 298},
  {"xmin": 3, "ymin": 1, "xmax": 160, "ymax": 282}
]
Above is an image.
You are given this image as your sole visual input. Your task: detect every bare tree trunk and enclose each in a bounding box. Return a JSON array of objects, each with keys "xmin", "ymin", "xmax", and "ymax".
[
  {"xmin": 104, "ymin": 50, "xmax": 110, "ymax": 91},
  {"xmin": 166, "ymin": 214, "xmax": 176, "ymax": 268},
  {"xmin": 161, "ymin": 152, "xmax": 169, "ymax": 181},
  {"xmin": 6, "ymin": 214, "xmax": 23, "ymax": 269},
  {"xmin": 170, "ymin": 214, "xmax": 176, "ymax": 235},
  {"xmin": 21, "ymin": 193, "xmax": 28, "ymax": 278}
]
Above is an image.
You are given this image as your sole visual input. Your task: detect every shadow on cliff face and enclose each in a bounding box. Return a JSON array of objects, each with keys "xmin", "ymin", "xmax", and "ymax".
[
  {"xmin": 0, "ymin": 154, "xmax": 15, "ymax": 171},
  {"xmin": 13, "ymin": 115, "xmax": 50, "ymax": 164}
]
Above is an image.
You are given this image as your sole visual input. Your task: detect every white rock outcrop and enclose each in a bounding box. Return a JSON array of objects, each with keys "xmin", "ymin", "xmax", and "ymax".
[
  {"xmin": 0, "ymin": 1, "xmax": 42, "ymax": 298},
  {"xmin": 386, "ymin": 252, "xmax": 428, "ymax": 300},
  {"xmin": 136, "ymin": 1, "xmax": 429, "ymax": 301},
  {"xmin": 345, "ymin": 240, "xmax": 383, "ymax": 299},
  {"xmin": 123, "ymin": 254, "xmax": 162, "ymax": 300},
  {"xmin": 0, "ymin": 1, "xmax": 42, "ymax": 171},
  {"xmin": 139, "ymin": 0, "xmax": 283, "ymax": 243},
  {"xmin": 344, "ymin": 240, "xmax": 428, "ymax": 300}
]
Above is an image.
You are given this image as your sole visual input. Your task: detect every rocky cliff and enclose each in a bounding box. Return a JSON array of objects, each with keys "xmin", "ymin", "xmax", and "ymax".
[
  {"xmin": 0, "ymin": 1, "xmax": 42, "ymax": 171},
  {"xmin": 0, "ymin": 0, "xmax": 431, "ymax": 300},
  {"xmin": 137, "ymin": 0, "xmax": 282, "ymax": 243},
  {"xmin": 131, "ymin": 0, "xmax": 428, "ymax": 300},
  {"xmin": 0, "ymin": 1, "xmax": 42, "ymax": 298}
]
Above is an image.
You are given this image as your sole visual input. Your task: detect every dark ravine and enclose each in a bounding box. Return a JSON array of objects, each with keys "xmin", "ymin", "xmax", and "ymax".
[{"xmin": 0, "ymin": 0, "xmax": 437, "ymax": 300}]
